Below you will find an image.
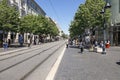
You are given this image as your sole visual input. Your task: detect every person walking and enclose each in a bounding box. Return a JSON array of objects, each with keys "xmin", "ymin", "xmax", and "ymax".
[
  {"xmin": 18, "ymin": 34, "xmax": 23, "ymax": 47},
  {"xmin": 106, "ymin": 40, "xmax": 110, "ymax": 48},
  {"xmin": 66, "ymin": 39, "xmax": 69, "ymax": 48},
  {"xmin": 3, "ymin": 39, "xmax": 8, "ymax": 51},
  {"xmin": 79, "ymin": 41, "xmax": 84, "ymax": 53},
  {"xmin": 28, "ymin": 35, "xmax": 31, "ymax": 48}
]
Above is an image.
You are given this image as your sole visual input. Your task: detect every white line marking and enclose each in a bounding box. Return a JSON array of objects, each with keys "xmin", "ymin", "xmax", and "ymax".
[{"xmin": 45, "ymin": 46, "xmax": 66, "ymax": 80}]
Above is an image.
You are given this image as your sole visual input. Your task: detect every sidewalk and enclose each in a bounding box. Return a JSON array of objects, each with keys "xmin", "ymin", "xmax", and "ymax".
[
  {"xmin": 0, "ymin": 42, "xmax": 45, "ymax": 55},
  {"xmin": 0, "ymin": 43, "xmax": 40, "ymax": 54},
  {"xmin": 54, "ymin": 46, "xmax": 120, "ymax": 80},
  {"xmin": 0, "ymin": 43, "xmax": 27, "ymax": 53}
]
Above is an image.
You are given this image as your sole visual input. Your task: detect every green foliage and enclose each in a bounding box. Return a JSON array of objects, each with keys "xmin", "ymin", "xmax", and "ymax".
[
  {"xmin": 20, "ymin": 15, "xmax": 37, "ymax": 33},
  {"xmin": 69, "ymin": 0, "xmax": 111, "ymax": 38},
  {"xmin": 33, "ymin": 15, "xmax": 59, "ymax": 36},
  {"xmin": 61, "ymin": 33, "xmax": 68, "ymax": 39},
  {"xmin": 0, "ymin": 0, "xmax": 19, "ymax": 32},
  {"xmin": 20, "ymin": 14, "xmax": 59, "ymax": 36},
  {"xmin": 0, "ymin": 0, "xmax": 59, "ymax": 37}
]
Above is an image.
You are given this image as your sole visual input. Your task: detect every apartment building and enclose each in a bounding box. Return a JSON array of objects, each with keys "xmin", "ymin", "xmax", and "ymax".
[
  {"xmin": 108, "ymin": 0, "xmax": 120, "ymax": 46},
  {"xmin": 0, "ymin": 0, "xmax": 47, "ymax": 45},
  {"xmin": 9, "ymin": 0, "xmax": 46, "ymax": 17},
  {"xmin": 0, "ymin": 0, "xmax": 62, "ymax": 46}
]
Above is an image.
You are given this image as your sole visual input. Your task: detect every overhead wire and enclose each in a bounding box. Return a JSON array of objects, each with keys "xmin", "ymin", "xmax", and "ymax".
[
  {"xmin": 48, "ymin": 0, "xmax": 64, "ymax": 30},
  {"xmin": 35, "ymin": 0, "xmax": 63, "ymax": 31},
  {"xmin": 36, "ymin": 0, "xmax": 60, "ymax": 21},
  {"xmin": 48, "ymin": 0, "xmax": 60, "ymax": 21}
]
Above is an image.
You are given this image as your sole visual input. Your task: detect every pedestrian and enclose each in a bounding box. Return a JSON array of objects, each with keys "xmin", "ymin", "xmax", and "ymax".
[
  {"xmin": 94, "ymin": 40, "xmax": 98, "ymax": 47},
  {"xmin": 100, "ymin": 41, "xmax": 106, "ymax": 54},
  {"xmin": 106, "ymin": 40, "xmax": 110, "ymax": 48},
  {"xmin": 66, "ymin": 39, "xmax": 69, "ymax": 48},
  {"xmin": 79, "ymin": 41, "xmax": 84, "ymax": 53},
  {"xmin": 28, "ymin": 35, "xmax": 31, "ymax": 47},
  {"xmin": 8, "ymin": 39, "xmax": 11, "ymax": 47},
  {"xmin": 18, "ymin": 34, "xmax": 23, "ymax": 47},
  {"xmin": 34, "ymin": 36, "xmax": 37, "ymax": 45},
  {"xmin": 73, "ymin": 39, "xmax": 75, "ymax": 46},
  {"xmin": 3, "ymin": 40, "xmax": 8, "ymax": 51}
]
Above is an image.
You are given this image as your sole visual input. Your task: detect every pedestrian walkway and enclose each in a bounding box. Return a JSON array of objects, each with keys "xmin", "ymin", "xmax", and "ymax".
[
  {"xmin": 0, "ymin": 43, "xmax": 27, "ymax": 53},
  {"xmin": 0, "ymin": 43, "xmax": 41, "ymax": 55},
  {"xmin": 54, "ymin": 46, "xmax": 120, "ymax": 80}
]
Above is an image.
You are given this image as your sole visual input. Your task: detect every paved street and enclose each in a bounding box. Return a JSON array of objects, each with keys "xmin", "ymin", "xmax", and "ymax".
[
  {"xmin": 0, "ymin": 41, "xmax": 66, "ymax": 80},
  {"xmin": 54, "ymin": 46, "xmax": 120, "ymax": 80},
  {"xmin": 0, "ymin": 43, "xmax": 120, "ymax": 80}
]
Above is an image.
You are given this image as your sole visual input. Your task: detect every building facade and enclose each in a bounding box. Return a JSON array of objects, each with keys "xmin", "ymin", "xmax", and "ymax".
[
  {"xmin": 108, "ymin": 0, "xmax": 120, "ymax": 46},
  {"xmin": 9, "ymin": 0, "xmax": 47, "ymax": 43},
  {"xmin": 9, "ymin": 0, "xmax": 46, "ymax": 17},
  {"xmin": 94, "ymin": 0, "xmax": 120, "ymax": 46},
  {"xmin": 0, "ymin": 0, "xmax": 46, "ymax": 46},
  {"xmin": 0, "ymin": 0, "xmax": 62, "ymax": 46}
]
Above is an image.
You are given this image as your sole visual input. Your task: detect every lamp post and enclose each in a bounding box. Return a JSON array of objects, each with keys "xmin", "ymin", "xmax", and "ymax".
[{"xmin": 100, "ymin": 1, "xmax": 111, "ymax": 42}]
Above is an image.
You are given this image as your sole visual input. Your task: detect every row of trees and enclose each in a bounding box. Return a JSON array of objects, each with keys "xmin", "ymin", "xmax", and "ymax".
[
  {"xmin": 69, "ymin": 0, "xmax": 111, "ymax": 38},
  {"xmin": 0, "ymin": 0, "xmax": 59, "ymax": 38},
  {"xmin": 20, "ymin": 15, "xmax": 59, "ymax": 37}
]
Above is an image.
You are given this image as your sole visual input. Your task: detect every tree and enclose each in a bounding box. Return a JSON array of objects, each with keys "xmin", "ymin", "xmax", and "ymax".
[
  {"xmin": 0, "ymin": 0, "xmax": 20, "ymax": 32},
  {"xmin": 20, "ymin": 15, "xmax": 38, "ymax": 34},
  {"xmin": 69, "ymin": 4, "xmax": 89, "ymax": 38},
  {"xmin": 47, "ymin": 20, "xmax": 59, "ymax": 37},
  {"xmin": 20, "ymin": 14, "xmax": 59, "ymax": 37},
  {"xmin": 69, "ymin": 0, "xmax": 111, "ymax": 38},
  {"xmin": 0, "ymin": 0, "xmax": 20, "ymax": 47},
  {"xmin": 61, "ymin": 33, "xmax": 68, "ymax": 39}
]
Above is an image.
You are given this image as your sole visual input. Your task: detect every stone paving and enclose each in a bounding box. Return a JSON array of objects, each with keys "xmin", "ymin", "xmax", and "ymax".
[
  {"xmin": 0, "ymin": 44, "xmax": 120, "ymax": 80},
  {"xmin": 54, "ymin": 46, "xmax": 120, "ymax": 80}
]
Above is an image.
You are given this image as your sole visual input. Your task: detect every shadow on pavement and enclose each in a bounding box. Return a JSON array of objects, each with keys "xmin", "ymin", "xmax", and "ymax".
[
  {"xmin": 9, "ymin": 44, "xmax": 26, "ymax": 48},
  {"xmin": 69, "ymin": 45, "xmax": 79, "ymax": 48},
  {"xmin": 116, "ymin": 61, "xmax": 120, "ymax": 65}
]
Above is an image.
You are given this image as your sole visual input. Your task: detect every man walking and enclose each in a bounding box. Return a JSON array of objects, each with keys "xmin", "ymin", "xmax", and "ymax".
[{"xmin": 79, "ymin": 41, "xmax": 84, "ymax": 53}]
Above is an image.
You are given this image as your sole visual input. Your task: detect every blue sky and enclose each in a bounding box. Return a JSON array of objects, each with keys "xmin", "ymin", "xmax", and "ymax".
[{"xmin": 35, "ymin": 0, "xmax": 85, "ymax": 34}]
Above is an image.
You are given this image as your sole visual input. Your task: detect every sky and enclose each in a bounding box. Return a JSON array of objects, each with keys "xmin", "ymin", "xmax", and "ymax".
[{"xmin": 35, "ymin": 0, "xmax": 85, "ymax": 35}]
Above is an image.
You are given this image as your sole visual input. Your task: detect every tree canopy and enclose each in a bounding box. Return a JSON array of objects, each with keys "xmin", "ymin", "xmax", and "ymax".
[
  {"xmin": 0, "ymin": 0, "xmax": 19, "ymax": 32},
  {"xmin": 0, "ymin": 0, "xmax": 59, "ymax": 38},
  {"xmin": 69, "ymin": 0, "xmax": 111, "ymax": 38},
  {"xmin": 20, "ymin": 14, "xmax": 59, "ymax": 36}
]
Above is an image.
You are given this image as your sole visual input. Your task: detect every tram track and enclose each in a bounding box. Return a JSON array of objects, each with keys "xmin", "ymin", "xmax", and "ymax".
[
  {"xmin": 0, "ymin": 45, "xmax": 39, "ymax": 56},
  {"xmin": 20, "ymin": 43, "xmax": 65, "ymax": 80},
  {"xmin": 0, "ymin": 41, "xmax": 65, "ymax": 80},
  {"xmin": 0, "ymin": 42, "xmax": 63, "ymax": 73},
  {"xmin": 0, "ymin": 42, "xmax": 56, "ymax": 57},
  {"xmin": 0, "ymin": 42, "xmax": 58, "ymax": 61}
]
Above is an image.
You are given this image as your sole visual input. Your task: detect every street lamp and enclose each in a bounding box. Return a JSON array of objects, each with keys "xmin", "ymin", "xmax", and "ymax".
[{"xmin": 100, "ymin": 2, "xmax": 111, "ymax": 42}]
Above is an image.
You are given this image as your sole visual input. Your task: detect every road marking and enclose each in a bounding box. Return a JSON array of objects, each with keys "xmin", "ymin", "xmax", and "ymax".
[{"xmin": 45, "ymin": 45, "xmax": 66, "ymax": 80}]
